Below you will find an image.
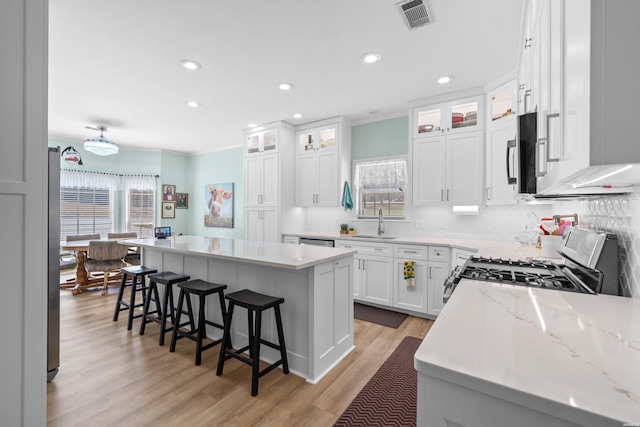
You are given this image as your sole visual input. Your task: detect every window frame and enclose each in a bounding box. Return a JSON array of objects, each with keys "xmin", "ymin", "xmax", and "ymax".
[
  {"xmin": 59, "ymin": 185, "xmax": 113, "ymax": 241},
  {"xmin": 126, "ymin": 188, "xmax": 155, "ymax": 239},
  {"xmin": 352, "ymin": 156, "xmax": 409, "ymax": 220}
]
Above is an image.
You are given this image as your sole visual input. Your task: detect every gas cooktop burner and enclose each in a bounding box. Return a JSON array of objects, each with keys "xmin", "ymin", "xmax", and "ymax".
[{"xmin": 452, "ymin": 257, "xmax": 594, "ymax": 294}]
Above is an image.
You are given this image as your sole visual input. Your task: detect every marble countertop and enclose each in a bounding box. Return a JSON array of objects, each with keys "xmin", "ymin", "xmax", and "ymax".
[
  {"xmin": 414, "ymin": 280, "xmax": 640, "ymax": 424},
  {"xmin": 286, "ymin": 231, "xmax": 549, "ymax": 260},
  {"xmin": 120, "ymin": 235, "xmax": 356, "ymax": 270}
]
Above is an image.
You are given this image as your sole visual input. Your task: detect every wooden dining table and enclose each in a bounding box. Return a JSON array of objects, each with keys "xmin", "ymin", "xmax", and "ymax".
[{"xmin": 60, "ymin": 239, "xmax": 125, "ymax": 295}]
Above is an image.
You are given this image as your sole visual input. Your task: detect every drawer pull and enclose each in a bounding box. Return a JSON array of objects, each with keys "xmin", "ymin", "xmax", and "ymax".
[
  {"xmin": 403, "ymin": 250, "xmax": 417, "ymax": 254},
  {"xmin": 374, "ymin": 248, "xmax": 383, "ymax": 251}
]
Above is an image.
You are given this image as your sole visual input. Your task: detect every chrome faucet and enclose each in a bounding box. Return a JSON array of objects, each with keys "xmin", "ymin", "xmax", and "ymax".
[{"xmin": 377, "ymin": 208, "xmax": 385, "ymax": 236}]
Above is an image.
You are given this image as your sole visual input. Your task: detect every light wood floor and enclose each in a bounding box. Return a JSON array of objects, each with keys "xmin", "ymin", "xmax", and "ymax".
[{"xmin": 47, "ymin": 276, "xmax": 434, "ymax": 427}]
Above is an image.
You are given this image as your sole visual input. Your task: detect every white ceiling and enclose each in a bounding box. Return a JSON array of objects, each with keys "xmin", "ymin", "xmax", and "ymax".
[{"xmin": 48, "ymin": 0, "xmax": 523, "ymax": 155}]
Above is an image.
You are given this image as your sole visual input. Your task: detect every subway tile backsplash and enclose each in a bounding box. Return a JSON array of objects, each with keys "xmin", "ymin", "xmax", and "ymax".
[{"xmin": 304, "ymin": 192, "xmax": 639, "ymax": 298}]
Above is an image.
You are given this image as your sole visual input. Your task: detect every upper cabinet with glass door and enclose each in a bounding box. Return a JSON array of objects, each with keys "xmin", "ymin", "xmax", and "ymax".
[
  {"xmin": 413, "ymin": 95, "xmax": 484, "ymax": 138},
  {"xmin": 245, "ymin": 127, "xmax": 278, "ymax": 156},
  {"xmin": 296, "ymin": 125, "xmax": 337, "ymax": 155},
  {"xmin": 489, "ymin": 80, "xmax": 517, "ymax": 124}
]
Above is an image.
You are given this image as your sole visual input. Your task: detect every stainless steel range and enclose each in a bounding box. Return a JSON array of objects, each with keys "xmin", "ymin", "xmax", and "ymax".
[{"xmin": 443, "ymin": 227, "xmax": 620, "ymax": 304}]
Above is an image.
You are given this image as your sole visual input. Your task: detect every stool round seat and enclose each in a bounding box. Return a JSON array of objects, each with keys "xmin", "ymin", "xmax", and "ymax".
[
  {"xmin": 169, "ymin": 279, "xmax": 229, "ymax": 366},
  {"xmin": 113, "ymin": 265, "xmax": 157, "ymax": 330},
  {"xmin": 139, "ymin": 271, "xmax": 193, "ymax": 346},
  {"xmin": 217, "ymin": 289, "xmax": 289, "ymax": 396}
]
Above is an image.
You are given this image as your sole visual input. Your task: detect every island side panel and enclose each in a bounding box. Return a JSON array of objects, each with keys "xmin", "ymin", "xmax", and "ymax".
[
  {"xmin": 308, "ymin": 256, "xmax": 354, "ymax": 384},
  {"xmin": 234, "ymin": 263, "xmax": 310, "ymax": 379}
]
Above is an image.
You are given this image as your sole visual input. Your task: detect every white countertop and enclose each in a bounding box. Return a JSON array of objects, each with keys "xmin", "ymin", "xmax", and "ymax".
[
  {"xmin": 287, "ymin": 231, "xmax": 550, "ymax": 261},
  {"xmin": 415, "ymin": 280, "xmax": 640, "ymax": 424},
  {"xmin": 120, "ymin": 235, "xmax": 356, "ymax": 270}
]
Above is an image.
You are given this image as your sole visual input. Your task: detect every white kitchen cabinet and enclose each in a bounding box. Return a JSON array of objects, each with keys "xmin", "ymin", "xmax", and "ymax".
[
  {"xmin": 394, "ymin": 258, "xmax": 427, "ymax": 314},
  {"xmin": 412, "ymin": 131, "xmax": 484, "ymax": 206},
  {"xmin": 243, "ymin": 121, "xmax": 299, "ymax": 243},
  {"xmin": 523, "ymin": 0, "xmax": 640, "ymax": 194},
  {"xmin": 294, "ymin": 117, "xmax": 351, "ymax": 207},
  {"xmin": 283, "ymin": 235, "xmax": 299, "ymax": 244},
  {"xmin": 335, "ymin": 240, "xmax": 393, "ymax": 304},
  {"xmin": 413, "ymin": 95, "xmax": 483, "ymax": 138},
  {"xmin": 518, "ymin": 0, "xmax": 543, "ymax": 115},
  {"xmin": 359, "ymin": 254, "xmax": 394, "ymax": 306},
  {"xmin": 245, "ymin": 127, "xmax": 278, "ymax": 156},
  {"xmin": 245, "ymin": 208, "xmax": 278, "ymax": 243},
  {"xmin": 426, "ymin": 260, "xmax": 448, "ymax": 317},
  {"xmin": 451, "ymin": 247, "xmax": 476, "ymax": 268},
  {"xmin": 411, "ymin": 92, "xmax": 485, "ymax": 207},
  {"xmin": 245, "ymin": 153, "xmax": 278, "ymax": 207},
  {"xmin": 486, "ymin": 117, "xmax": 518, "ymax": 205}
]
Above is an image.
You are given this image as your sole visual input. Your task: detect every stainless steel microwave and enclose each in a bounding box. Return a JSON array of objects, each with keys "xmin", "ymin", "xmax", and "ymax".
[{"xmin": 517, "ymin": 112, "xmax": 537, "ymax": 194}]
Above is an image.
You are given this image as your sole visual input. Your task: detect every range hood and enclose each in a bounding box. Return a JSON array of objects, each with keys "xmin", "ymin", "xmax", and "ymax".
[{"xmin": 534, "ymin": 163, "xmax": 640, "ymax": 199}]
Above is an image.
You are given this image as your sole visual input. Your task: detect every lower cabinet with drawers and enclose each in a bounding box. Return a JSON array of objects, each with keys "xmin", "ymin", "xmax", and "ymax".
[{"xmin": 335, "ymin": 239, "xmax": 451, "ymax": 317}]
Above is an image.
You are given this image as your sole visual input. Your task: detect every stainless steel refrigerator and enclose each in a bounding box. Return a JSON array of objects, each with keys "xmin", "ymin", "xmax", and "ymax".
[{"xmin": 47, "ymin": 147, "xmax": 60, "ymax": 381}]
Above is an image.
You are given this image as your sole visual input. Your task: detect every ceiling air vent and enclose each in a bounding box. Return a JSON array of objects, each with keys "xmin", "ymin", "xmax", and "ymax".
[{"xmin": 397, "ymin": 0, "xmax": 433, "ymax": 30}]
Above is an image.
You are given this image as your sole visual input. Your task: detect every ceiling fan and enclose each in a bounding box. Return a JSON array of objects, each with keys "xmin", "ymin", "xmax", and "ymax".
[{"xmin": 83, "ymin": 125, "xmax": 118, "ymax": 156}]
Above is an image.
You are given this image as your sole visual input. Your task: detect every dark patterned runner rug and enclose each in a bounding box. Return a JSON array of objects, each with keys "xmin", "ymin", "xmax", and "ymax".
[
  {"xmin": 354, "ymin": 303, "xmax": 408, "ymax": 328},
  {"xmin": 334, "ymin": 336, "xmax": 422, "ymax": 426}
]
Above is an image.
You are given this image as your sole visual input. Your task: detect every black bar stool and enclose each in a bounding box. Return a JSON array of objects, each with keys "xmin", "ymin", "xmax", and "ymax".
[
  {"xmin": 216, "ymin": 289, "xmax": 289, "ymax": 396},
  {"xmin": 169, "ymin": 279, "xmax": 229, "ymax": 366},
  {"xmin": 139, "ymin": 271, "xmax": 194, "ymax": 345},
  {"xmin": 113, "ymin": 265, "xmax": 158, "ymax": 330}
]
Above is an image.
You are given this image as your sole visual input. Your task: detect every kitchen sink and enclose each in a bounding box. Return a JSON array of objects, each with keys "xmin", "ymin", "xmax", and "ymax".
[{"xmin": 351, "ymin": 235, "xmax": 397, "ymax": 239}]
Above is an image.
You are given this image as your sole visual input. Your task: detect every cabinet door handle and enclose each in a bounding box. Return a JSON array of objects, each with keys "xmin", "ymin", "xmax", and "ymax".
[
  {"xmin": 429, "ymin": 266, "xmax": 433, "ymax": 279},
  {"xmin": 446, "ymin": 189, "xmax": 450, "ymax": 201},
  {"xmin": 535, "ymin": 139, "xmax": 548, "ymax": 177},
  {"xmin": 486, "ymin": 187, "xmax": 491, "ymax": 201},
  {"xmin": 546, "ymin": 113, "xmax": 561, "ymax": 162},
  {"xmin": 362, "ymin": 260, "xmax": 366, "ymax": 271},
  {"xmin": 506, "ymin": 138, "xmax": 517, "ymax": 185},
  {"xmin": 440, "ymin": 189, "xmax": 444, "ymax": 201},
  {"xmin": 524, "ymin": 89, "xmax": 531, "ymax": 113}
]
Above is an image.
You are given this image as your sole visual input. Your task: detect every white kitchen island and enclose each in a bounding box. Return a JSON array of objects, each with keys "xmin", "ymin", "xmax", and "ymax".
[
  {"xmin": 121, "ymin": 235, "xmax": 356, "ymax": 384},
  {"xmin": 414, "ymin": 280, "xmax": 640, "ymax": 427}
]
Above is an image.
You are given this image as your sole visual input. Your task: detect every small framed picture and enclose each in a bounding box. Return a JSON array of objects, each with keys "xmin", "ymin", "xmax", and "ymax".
[
  {"xmin": 176, "ymin": 193, "xmax": 189, "ymax": 209},
  {"xmin": 161, "ymin": 201, "xmax": 176, "ymax": 219},
  {"xmin": 162, "ymin": 184, "xmax": 176, "ymax": 201}
]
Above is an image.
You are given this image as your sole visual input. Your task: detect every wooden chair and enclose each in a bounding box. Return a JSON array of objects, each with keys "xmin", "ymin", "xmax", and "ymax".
[
  {"xmin": 66, "ymin": 233, "xmax": 100, "ymax": 242},
  {"xmin": 60, "ymin": 233, "xmax": 101, "ymax": 271},
  {"xmin": 108, "ymin": 232, "xmax": 140, "ymax": 265},
  {"xmin": 85, "ymin": 241, "xmax": 129, "ymax": 295}
]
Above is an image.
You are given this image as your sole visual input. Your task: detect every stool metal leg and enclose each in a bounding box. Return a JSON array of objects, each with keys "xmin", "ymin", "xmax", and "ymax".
[{"xmin": 113, "ymin": 273, "xmax": 128, "ymax": 321}]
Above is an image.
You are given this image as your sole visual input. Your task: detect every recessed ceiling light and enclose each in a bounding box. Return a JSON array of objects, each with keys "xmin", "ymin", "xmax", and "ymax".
[
  {"xmin": 361, "ymin": 52, "xmax": 382, "ymax": 64},
  {"xmin": 293, "ymin": 113, "xmax": 303, "ymax": 119},
  {"xmin": 437, "ymin": 75, "xmax": 454, "ymax": 84},
  {"xmin": 186, "ymin": 100, "xmax": 200, "ymax": 108},
  {"xmin": 248, "ymin": 123, "xmax": 258, "ymax": 128},
  {"xmin": 180, "ymin": 59, "xmax": 201, "ymax": 70},
  {"xmin": 279, "ymin": 82, "xmax": 294, "ymax": 91},
  {"xmin": 367, "ymin": 109, "xmax": 380, "ymax": 115}
]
